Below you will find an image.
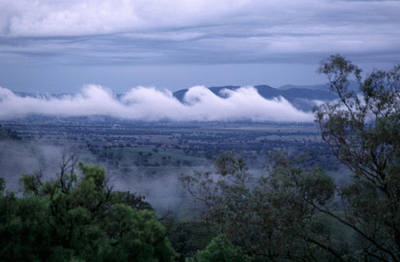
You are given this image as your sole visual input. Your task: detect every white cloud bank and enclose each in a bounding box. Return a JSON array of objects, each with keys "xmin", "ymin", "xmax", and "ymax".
[{"xmin": 0, "ymin": 85, "xmax": 313, "ymax": 122}]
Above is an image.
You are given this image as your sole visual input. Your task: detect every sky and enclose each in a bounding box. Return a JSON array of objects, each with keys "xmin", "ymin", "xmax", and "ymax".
[{"xmin": 0, "ymin": 0, "xmax": 399, "ymax": 94}]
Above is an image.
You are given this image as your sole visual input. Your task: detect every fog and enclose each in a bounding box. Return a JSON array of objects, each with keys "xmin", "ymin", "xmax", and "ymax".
[
  {"xmin": 0, "ymin": 85, "xmax": 313, "ymax": 122},
  {"xmin": 0, "ymin": 140, "xmax": 74, "ymax": 192},
  {"xmin": 0, "ymin": 139, "xmax": 200, "ymax": 216},
  {"xmin": 0, "ymin": 83, "xmax": 318, "ymax": 215}
]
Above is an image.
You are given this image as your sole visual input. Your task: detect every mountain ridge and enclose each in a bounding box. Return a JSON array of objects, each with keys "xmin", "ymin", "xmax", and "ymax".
[{"xmin": 172, "ymin": 84, "xmax": 338, "ymax": 112}]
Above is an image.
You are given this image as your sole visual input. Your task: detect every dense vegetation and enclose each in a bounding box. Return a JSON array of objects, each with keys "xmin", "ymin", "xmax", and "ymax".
[
  {"xmin": 182, "ymin": 55, "xmax": 400, "ymax": 261},
  {"xmin": 1, "ymin": 55, "xmax": 399, "ymax": 261},
  {"xmin": 0, "ymin": 155, "xmax": 175, "ymax": 262}
]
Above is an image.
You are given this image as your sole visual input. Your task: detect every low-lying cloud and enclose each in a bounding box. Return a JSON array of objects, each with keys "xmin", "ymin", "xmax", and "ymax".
[{"xmin": 0, "ymin": 85, "xmax": 313, "ymax": 122}]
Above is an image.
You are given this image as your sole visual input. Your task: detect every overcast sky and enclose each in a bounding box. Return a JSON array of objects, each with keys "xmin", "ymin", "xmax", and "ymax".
[{"xmin": 0, "ymin": 0, "xmax": 399, "ymax": 94}]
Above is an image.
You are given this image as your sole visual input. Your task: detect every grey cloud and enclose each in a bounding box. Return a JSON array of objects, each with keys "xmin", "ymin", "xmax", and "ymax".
[
  {"xmin": 0, "ymin": 0, "xmax": 398, "ymax": 66},
  {"xmin": 0, "ymin": 0, "xmax": 398, "ymax": 95}
]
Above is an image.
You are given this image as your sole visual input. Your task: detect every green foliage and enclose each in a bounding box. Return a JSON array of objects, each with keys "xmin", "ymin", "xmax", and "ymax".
[
  {"xmin": 166, "ymin": 220, "xmax": 216, "ymax": 260},
  {"xmin": 79, "ymin": 163, "xmax": 106, "ymax": 188},
  {"xmin": 0, "ymin": 176, "xmax": 4, "ymax": 192},
  {"xmin": 181, "ymin": 151, "xmax": 342, "ymax": 261},
  {"xmin": 316, "ymin": 54, "xmax": 400, "ymax": 261},
  {"xmin": 0, "ymin": 193, "xmax": 51, "ymax": 261},
  {"xmin": 109, "ymin": 190, "xmax": 153, "ymax": 211},
  {"xmin": 0, "ymin": 159, "xmax": 175, "ymax": 262},
  {"xmin": 19, "ymin": 172, "xmax": 43, "ymax": 195},
  {"xmin": 188, "ymin": 234, "xmax": 249, "ymax": 262},
  {"xmin": 104, "ymin": 205, "xmax": 174, "ymax": 262},
  {"xmin": 214, "ymin": 150, "xmax": 248, "ymax": 176}
]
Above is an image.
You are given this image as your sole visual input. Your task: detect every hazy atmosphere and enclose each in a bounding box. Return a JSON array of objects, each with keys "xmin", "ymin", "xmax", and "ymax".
[
  {"xmin": 1, "ymin": 1, "xmax": 400, "ymax": 261},
  {"xmin": 0, "ymin": 0, "xmax": 399, "ymax": 94}
]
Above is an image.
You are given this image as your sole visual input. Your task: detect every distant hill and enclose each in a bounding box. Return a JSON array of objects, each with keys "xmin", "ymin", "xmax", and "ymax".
[
  {"xmin": 278, "ymin": 81, "xmax": 359, "ymax": 92},
  {"xmin": 173, "ymin": 84, "xmax": 338, "ymax": 112},
  {"xmin": 278, "ymin": 83, "xmax": 331, "ymax": 91},
  {"xmin": 0, "ymin": 125, "xmax": 11, "ymax": 140},
  {"xmin": 13, "ymin": 91, "xmax": 68, "ymax": 99}
]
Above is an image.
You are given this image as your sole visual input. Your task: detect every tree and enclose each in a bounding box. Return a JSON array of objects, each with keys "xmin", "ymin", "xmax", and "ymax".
[
  {"xmin": 315, "ymin": 54, "xmax": 400, "ymax": 261},
  {"xmin": 0, "ymin": 177, "xmax": 4, "ymax": 192},
  {"xmin": 0, "ymin": 157, "xmax": 175, "ymax": 262},
  {"xmin": 181, "ymin": 151, "xmax": 341, "ymax": 261},
  {"xmin": 181, "ymin": 55, "xmax": 400, "ymax": 261},
  {"xmin": 188, "ymin": 234, "xmax": 250, "ymax": 262}
]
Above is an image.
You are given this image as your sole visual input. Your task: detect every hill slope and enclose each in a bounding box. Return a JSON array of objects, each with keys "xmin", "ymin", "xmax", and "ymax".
[{"xmin": 173, "ymin": 84, "xmax": 337, "ymax": 112}]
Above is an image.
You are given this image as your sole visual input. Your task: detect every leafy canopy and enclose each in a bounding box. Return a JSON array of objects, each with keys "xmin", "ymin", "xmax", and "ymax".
[
  {"xmin": 0, "ymin": 157, "xmax": 175, "ymax": 262},
  {"xmin": 315, "ymin": 54, "xmax": 400, "ymax": 261}
]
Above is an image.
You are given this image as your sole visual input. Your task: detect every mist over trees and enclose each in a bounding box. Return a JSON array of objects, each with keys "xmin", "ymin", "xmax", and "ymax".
[
  {"xmin": 182, "ymin": 55, "xmax": 400, "ymax": 261},
  {"xmin": 1, "ymin": 55, "xmax": 400, "ymax": 261},
  {"xmin": 0, "ymin": 156, "xmax": 175, "ymax": 262},
  {"xmin": 316, "ymin": 55, "xmax": 400, "ymax": 261}
]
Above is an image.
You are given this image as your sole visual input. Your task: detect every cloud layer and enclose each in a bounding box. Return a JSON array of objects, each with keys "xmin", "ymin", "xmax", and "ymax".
[
  {"xmin": 0, "ymin": 85, "xmax": 313, "ymax": 122},
  {"xmin": 1, "ymin": 0, "xmax": 399, "ymax": 66},
  {"xmin": 0, "ymin": 0, "xmax": 398, "ymax": 94}
]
